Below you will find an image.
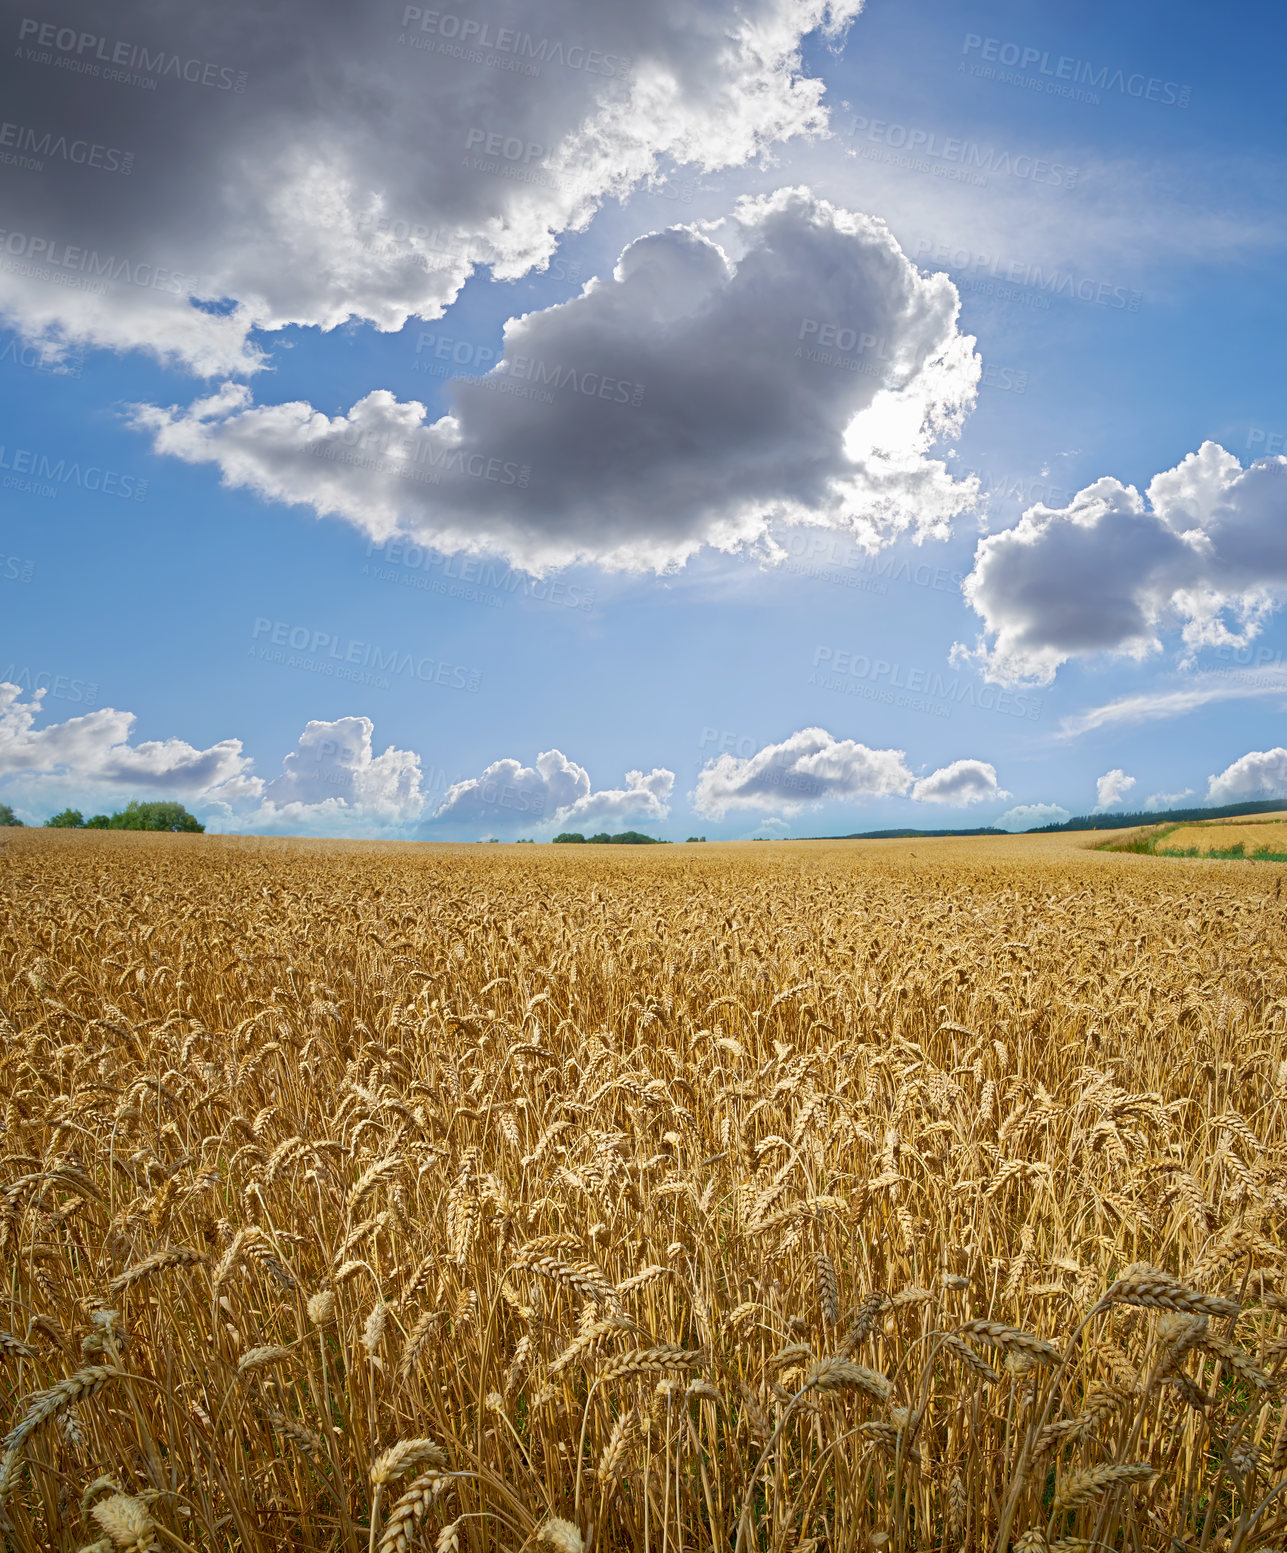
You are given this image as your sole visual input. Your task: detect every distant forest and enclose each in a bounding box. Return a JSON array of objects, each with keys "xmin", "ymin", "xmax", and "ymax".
[
  {"xmin": 824, "ymin": 798, "xmax": 1287, "ymax": 842},
  {"xmin": 1029, "ymin": 799, "xmax": 1287, "ymax": 832}
]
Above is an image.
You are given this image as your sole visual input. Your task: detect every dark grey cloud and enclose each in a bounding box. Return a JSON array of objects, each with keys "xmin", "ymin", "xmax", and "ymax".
[
  {"xmin": 0, "ymin": 0, "xmax": 860, "ymax": 372},
  {"xmin": 132, "ymin": 189, "xmax": 980, "ymax": 569},
  {"xmin": 958, "ymin": 443, "xmax": 1287, "ymax": 684}
]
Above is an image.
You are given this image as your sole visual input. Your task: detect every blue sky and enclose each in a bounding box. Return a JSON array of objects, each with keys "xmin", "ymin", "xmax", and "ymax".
[{"xmin": 2, "ymin": 0, "xmax": 1286, "ymax": 838}]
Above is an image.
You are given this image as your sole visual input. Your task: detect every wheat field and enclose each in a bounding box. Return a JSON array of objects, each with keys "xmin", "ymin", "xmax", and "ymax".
[
  {"xmin": 1163, "ymin": 824, "xmax": 1287, "ymax": 857},
  {"xmin": 2, "ymin": 828, "xmax": 1287, "ymax": 1553}
]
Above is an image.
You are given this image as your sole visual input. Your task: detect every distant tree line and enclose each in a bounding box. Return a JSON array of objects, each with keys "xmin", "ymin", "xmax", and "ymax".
[
  {"xmin": 1030, "ymin": 798, "xmax": 1287, "ymax": 833},
  {"xmin": 42, "ymin": 801, "xmax": 204, "ymax": 832},
  {"xmin": 552, "ymin": 830, "xmax": 666, "ymax": 844}
]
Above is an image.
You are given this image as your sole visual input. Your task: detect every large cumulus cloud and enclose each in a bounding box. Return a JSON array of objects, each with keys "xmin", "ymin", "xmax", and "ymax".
[
  {"xmin": 0, "ymin": 0, "xmax": 860, "ymax": 373},
  {"xmin": 258, "ymin": 716, "xmax": 425, "ymax": 822},
  {"xmin": 131, "ymin": 189, "xmax": 980, "ymax": 569},
  {"xmin": 1093, "ymin": 768, "xmax": 1135, "ymax": 810},
  {"xmin": 692, "ymin": 727, "xmax": 914, "ymax": 818},
  {"xmin": 1207, "ymin": 749, "xmax": 1287, "ymax": 805},
  {"xmin": 0, "ymin": 689, "xmax": 430, "ymax": 832},
  {"xmin": 909, "ymin": 758, "xmax": 1007, "ymax": 805},
  {"xmin": 958, "ymin": 443, "xmax": 1287, "ymax": 685},
  {"xmin": 692, "ymin": 729, "xmax": 1009, "ymax": 819},
  {"xmin": 0, "ymin": 682, "xmax": 249, "ymax": 791},
  {"xmin": 434, "ymin": 748, "xmax": 673, "ymax": 829}
]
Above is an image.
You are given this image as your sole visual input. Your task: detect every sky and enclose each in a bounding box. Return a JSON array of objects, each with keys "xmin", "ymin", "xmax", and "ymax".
[{"xmin": 2, "ymin": 0, "xmax": 1286, "ymax": 841}]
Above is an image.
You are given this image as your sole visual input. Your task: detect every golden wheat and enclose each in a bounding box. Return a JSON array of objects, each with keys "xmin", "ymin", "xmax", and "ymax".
[{"xmin": 2, "ymin": 827, "xmax": 1287, "ymax": 1550}]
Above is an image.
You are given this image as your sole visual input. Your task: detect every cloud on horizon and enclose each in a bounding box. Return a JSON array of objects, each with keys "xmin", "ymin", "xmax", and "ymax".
[
  {"xmin": 691, "ymin": 729, "xmax": 1006, "ymax": 819},
  {"xmin": 996, "ymin": 802, "xmax": 1070, "ymax": 831},
  {"xmin": 433, "ymin": 748, "xmax": 674, "ymax": 830},
  {"xmin": 0, "ymin": 689, "xmax": 430, "ymax": 832},
  {"xmin": 0, "ymin": 682, "xmax": 250, "ymax": 800},
  {"xmin": 1207, "ymin": 748, "xmax": 1287, "ymax": 805}
]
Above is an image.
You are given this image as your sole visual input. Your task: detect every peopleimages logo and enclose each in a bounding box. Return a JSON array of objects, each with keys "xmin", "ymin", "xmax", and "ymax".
[
  {"xmin": 16, "ymin": 18, "xmax": 248, "ymax": 91},
  {"xmin": 0, "ymin": 337, "xmax": 84, "ymax": 377},
  {"xmin": 0, "ymin": 121, "xmax": 133, "ymax": 174},
  {"xmin": 364, "ymin": 539, "xmax": 596, "ymax": 613},
  {"xmin": 0, "ymin": 445, "xmax": 148, "ymax": 500},
  {"xmin": 810, "ymin": 647, "xmax": 1043, "ymax": 721},
  {"xmin": 1247, "ymin": 428, "xmax": 1287, "ymax": 457},
  {"xmin": 912, "ymin": 238, "xmax": 1142, "ymax": 312},
  {"xmin": 845, "ymin": 115, "xmax": 1079, "ymax": 189},
  {"xmin": 250, "ymin": 618, "xmax": 482, "ymax": 693},
  {"xmin": 0, "ymin": 665, "xmax": 97, "ymax": 704},
  {"xmin": 974, "ymin": 471, "xmax": 1074, "ymax": 508},
  {"xmin": 961, "ymin": 34, "xmax": 1190, "ymax": 108},
  {"xmin": 0, "ymin": 230, "xmax": 200, "ymax": 294},
  {"xmin": 398, "ymin": 8, "xmax": 629, "ymax": 77}
]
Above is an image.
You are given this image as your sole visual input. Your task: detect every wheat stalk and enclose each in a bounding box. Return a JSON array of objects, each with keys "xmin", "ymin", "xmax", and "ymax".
[
  {"xmin": 108, "ymin": 1246, "xmax": 208, "ymax": 1292},
  {"xmin": 1052, "ymin": 1462, "xmax": 1154, "ymax": 1513},
  {"xmin": 371, "ymin": 1438, "xmax": 448, "ymax": 1484}
]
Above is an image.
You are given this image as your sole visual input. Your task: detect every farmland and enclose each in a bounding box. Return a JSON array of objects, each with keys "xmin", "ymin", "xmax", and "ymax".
[
  {"xmin": 2, "ymin": 829, "xmax": 1287, "ymax": 1552},
  {"xmin": 1105, "ymin": 814, "xmax": 1287, "ymax": 863},
  {"xmin": 1161, "ymin": 822, "xmax": 1287, "ymax": 860}
]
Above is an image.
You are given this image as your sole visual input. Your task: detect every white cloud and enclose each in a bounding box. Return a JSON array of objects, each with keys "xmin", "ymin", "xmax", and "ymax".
[
  {"xmin": 1056, "ymin": 664, "xmax": 1287, "ymax": 739},
  {"xmin": 957, "ymin": 444, "xmax": 1287, "ymax": 684},
  {"xmin": 743, "ymin": 817, "xmax": 791, "ymax": 840},
  {"xmin": 910, "ymin": 758, "xmax": 1007, "ymax": 805},
  {"xmin": 259, "ymin": 717, "xmax": 426, "ymax": 823},
  {"xmin": 556, "ymin": 768, "xmax": 675, "ymax": 830},
  {"xmin": 0, "ymin": 0, "xmax": 862, "ymax": 374},
  {"xmin": 434, "ymin": 749, "xmax": 587, "ymax": 827},
  {"xmin": 0, "ymin": 689, "xmax": 432, "ymax": 834},
  {"xmin": 0, "ymin": 691, "xmax": 678, "ymax": 837},
  {"xmin": 132, "ymin": 189, "xmax": 980, "ymax": 572},
  {"xmin": 1207, "ymin": 749, "xmax": 1287, "ymax": 805},
  {"xmin": 692, "ymin": 727, "xmax": 914, "ymax": 819},
  {"xmin": 0, "ymin": 683, "xmax": 250, "ymax": 797},
  {"xmin": 996, "ymin": 803, "xmax": 1070, "ymax": 832},
  {"xmin": 1093, "ymin": 768, "xmax": 1136, "ymax": 811},
  {"xmin": 434, "ymin": 748, "xmax": 673, "ymax": 830},
  {"xmin": 195, "ymin": 715, "xmax": 431, "ymax": 835},
  {"xmin": 1144, "ymin": 789, "xmax": 1195, "ymax": 811}
]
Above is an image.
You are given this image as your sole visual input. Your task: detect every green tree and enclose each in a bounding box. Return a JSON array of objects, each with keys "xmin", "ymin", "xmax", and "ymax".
[
  {"xmin": 106, "ymin": 801, "xmax": 204, "ymax": 832},
  {"xmin": 44, "ymin": 808, "xmax": 84, "ymax": 828},
  {"xmin": 0, "ymin": 803, "xmax": 23, "ymax": 827},
  {"xmin": 84, "ymin": 814, "xmax": 111, "ymax": 829},
  {"xmin": 550, "ymin": 829, "xmax": 670, "ymax": 844}
]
